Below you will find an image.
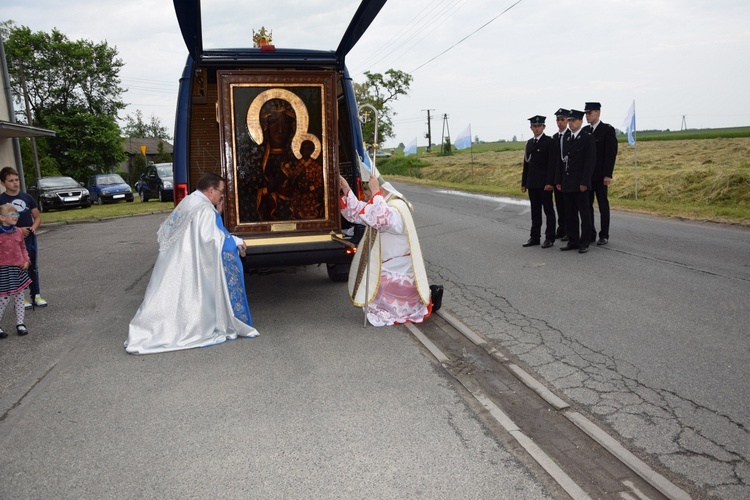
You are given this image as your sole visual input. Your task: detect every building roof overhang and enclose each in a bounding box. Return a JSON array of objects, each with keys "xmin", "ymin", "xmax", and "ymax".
[{"xmin": 0, "ymin": 121, "xmax": 56, "ymax": 138}]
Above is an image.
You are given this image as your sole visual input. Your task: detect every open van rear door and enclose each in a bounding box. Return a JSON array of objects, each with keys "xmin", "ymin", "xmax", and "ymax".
[{"xmin": 174, "ymin": 0, "xmax": 387, "ymax": 63}]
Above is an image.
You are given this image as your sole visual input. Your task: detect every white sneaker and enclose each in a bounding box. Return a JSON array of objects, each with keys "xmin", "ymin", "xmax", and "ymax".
[
  {"xmin": 24, "ymin": 300, "xmax": 32, "ymax": 310},
  {"xmin": 34, "ymin": 296, "xmax": 48, "ymax": 307}
]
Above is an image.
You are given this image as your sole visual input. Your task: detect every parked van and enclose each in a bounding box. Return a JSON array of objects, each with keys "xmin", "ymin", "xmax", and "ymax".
[
  {"xmin": 136, "ymin": 162, "xmax": 174, "ymax": 202},
  {"xmin": 171, "ymin": 0, "xmax": 383, "ymax": 281}
]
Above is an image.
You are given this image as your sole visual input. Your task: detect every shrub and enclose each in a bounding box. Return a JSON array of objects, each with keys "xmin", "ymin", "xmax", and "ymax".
[{"xmin": 377, "ymin": 156, "xmax": 429, "ymax": 178}]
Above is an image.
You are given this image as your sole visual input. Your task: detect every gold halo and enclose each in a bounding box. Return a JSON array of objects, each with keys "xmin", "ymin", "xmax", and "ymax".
[{"xmin": 246, "ymin": 88, "xmax": 321, "ymax": 160}]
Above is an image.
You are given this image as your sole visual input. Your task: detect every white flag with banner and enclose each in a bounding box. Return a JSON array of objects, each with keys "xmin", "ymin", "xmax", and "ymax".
[
  {"xmin": 455, "ymin": 125, "xmax": 472, "ymax": 150},
  {"xmin": 404, "ymin": 137, "xmax": 417, "ymax": 156},
  {"xmin": 622, "ymin": 100, "xmax": 636, "ymax": 145}
]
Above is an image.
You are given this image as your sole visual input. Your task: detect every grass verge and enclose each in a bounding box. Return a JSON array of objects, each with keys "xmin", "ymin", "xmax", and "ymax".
[
  {"xmin": 379, "ymin": 137, "xmax": 750, "ymax": 226},
  {"xmin": 40, "ymin": 198, "xmax": 173, "ymax": 224}
]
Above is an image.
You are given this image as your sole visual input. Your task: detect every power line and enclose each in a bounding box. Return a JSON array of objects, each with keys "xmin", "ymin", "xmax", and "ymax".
[
  {"xmin": 350, "ymin": 0, "xmax": 471, "ymax": 76},
  {"xmin": 351, "ymin": 0, "xmax": 451, "ymax": 73},
  {"xmin": 410, "ymin": 0, "xmax": 525, "ymax": 73},
  {"xmin": 393, "ymin": 116, "xmax": 426, "ymax": 125},
  {"xmin": 124, "ymin": 86, "xmax": 176, "ymax": 95},
  {"xmin": 382, "ymin": 0, "xmax": 471, "ymax": 71}
]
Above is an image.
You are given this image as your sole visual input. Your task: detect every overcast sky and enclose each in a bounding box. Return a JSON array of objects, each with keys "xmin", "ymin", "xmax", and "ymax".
[{"xmin": 4, "ymin": 0, "xmax": 750, "ymax": 148}]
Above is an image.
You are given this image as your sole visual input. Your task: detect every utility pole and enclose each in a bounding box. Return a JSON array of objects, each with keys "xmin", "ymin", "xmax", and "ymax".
[
  {"xmin": 441, "ymin": 113, "xmax": 451, "ymax": 154},
  {"xmin": 19, "ymin": 62, "xmax": 42, "ymax": 184},
  {"xmin": 422, "ymin": 109, "xmax": 434, "ymax": 152},
  {"xmin": 681, "ymin": 115, "xmax": 687, "ymax": 131}
]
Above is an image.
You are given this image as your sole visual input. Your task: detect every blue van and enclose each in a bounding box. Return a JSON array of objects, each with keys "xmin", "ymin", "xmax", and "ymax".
[
  {"xmin": 136, "ymin": 162, "xmax": 174, "ymax": 202},
  {"xmin": 171, "ymin": 0, "xmax": 383, "ymax": 281}
]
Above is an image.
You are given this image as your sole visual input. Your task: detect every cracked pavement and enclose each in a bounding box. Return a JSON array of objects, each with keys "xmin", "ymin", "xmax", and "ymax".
[
  {"xmin": 395, "ymin": 181, "xmax": 750, "ymax": 500},
  {"xmin": 428, "ymin": 261, "xmax": 748, "ymax": 499}
]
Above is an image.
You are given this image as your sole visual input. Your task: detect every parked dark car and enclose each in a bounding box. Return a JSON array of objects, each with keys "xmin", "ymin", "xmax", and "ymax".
[
  {"xmin": 28, "ymin": 176, "xmax": 91, "ymax": 212},
  {"xmin": 137, "ymin": 163, "xmax": 174, "ymax": 202},
  {"xmin": 87, "ymin": 173, "xmax": 134, "ymax": 204}
]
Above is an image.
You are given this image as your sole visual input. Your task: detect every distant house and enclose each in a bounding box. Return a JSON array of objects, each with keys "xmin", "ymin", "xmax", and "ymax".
[{"xmin": 121, "ymin": 137, "xmax": 173, "ymax": 174}]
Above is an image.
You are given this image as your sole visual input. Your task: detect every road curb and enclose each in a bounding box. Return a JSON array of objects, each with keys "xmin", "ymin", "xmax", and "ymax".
[
  {"xmin": 432, "ymin": 308, "xmax": 694, "ymax": 500},
  {"xmin": 565, "ymin": 411, "xmax": 691, "ymax": 500},
  {"xmin": 406, "ymin": 320, "xmax": 592, "ymax": 500}
]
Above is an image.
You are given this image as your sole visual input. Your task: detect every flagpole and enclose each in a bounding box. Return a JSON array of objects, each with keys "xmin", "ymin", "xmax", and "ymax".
[
  {"xmin": 469, "ymin": 125, "xmax": 474, "ymax": 183},
  {"xmin": 633, "ymin": 100, "xmax": 638, "ymax": 200},
  {"xmin": 634, "ymin": 135, "xmax": 638, "ymax": 200},
  {"xmin": 470, "ymin": 124, "xmax": 474, "ymax": 164}
]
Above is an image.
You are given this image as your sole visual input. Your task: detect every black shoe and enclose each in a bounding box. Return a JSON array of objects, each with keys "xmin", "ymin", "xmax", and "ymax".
[
  {"xmin": 596, "ymin": 237, "xmax": 608, "ymax": 246},
  {"xmin": 561, "ymin": 235, "xmax": 570, "ymax": 242},
  {"xmin": 430, "ymin": 285, "xmax": 444, "ymax": 313},
  {"xmin": 17, "ymin": 324, "xmax": 28, "ymax": 336},
  {"xmin": 0, "ymin": 328, "xmax": 7, "ymax": 339},
  {"xmin": 522, "ymin": 238, "xmax": 540, "ymax": 247},
  {"xmin": 541, "ymin": 239, "xmax": 554, "ymax": 249},
  {"xmin": 560, "ymin": 244, "xmax": 579, "ymax": 251},
  {"xmin": 578, "ymin": 246, "xmax": 589, "ymax": 254}
]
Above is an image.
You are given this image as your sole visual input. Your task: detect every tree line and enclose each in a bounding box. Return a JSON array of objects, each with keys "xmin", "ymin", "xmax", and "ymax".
[{"xmin": 1, "ymin": 21, "xmax": 170, "ymax": 185}]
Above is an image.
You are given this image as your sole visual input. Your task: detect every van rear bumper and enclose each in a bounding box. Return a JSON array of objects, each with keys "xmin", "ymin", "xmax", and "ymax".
[{"xmin": 242, "ymin": 234, "xmax": 356, "ymax": 270}]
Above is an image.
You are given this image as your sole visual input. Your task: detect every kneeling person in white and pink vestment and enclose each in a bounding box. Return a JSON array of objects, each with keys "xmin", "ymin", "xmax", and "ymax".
[{"xmin": 338, "ymin": 174, "xmax": 442, "ymax": 327}]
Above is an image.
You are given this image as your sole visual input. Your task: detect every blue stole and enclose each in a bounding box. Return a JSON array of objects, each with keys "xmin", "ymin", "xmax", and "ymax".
[{"xmin": 215, "ymin": 212, "xmax": 253, "ymax": 325}]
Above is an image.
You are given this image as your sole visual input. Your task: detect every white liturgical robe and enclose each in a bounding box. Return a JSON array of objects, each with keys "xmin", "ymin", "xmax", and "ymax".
[
  {"xmin": 125, "ymin": 190, "xmax": 258, "ymax": 354},
  {"xmin": 341, "ymin": 183, "xmax": 431, "ymax": 326}
]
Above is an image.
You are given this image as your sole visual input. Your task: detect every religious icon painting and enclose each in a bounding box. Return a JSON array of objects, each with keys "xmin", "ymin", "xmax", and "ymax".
[{"xmin": 217, "ymin": 70, "xmax": 338, "ymax": 234}]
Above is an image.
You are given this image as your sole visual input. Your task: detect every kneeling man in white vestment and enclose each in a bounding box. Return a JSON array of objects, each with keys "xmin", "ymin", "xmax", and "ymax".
[{"xmin": 125, "ymin": 173, "xmax": 258, "ymax": 354}]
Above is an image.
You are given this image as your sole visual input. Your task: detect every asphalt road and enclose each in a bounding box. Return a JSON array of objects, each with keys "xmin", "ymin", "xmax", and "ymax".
[
  {"xmin": 1, "ymin": 184, "xmax": 747, "ymax": 499},
  {"xmin": 0, "ymin": 212, "xmax": 555, "ymax": 499},
  {"xmin": 403, "ymin": 183, "xmax": 749, "ymax": 499}
]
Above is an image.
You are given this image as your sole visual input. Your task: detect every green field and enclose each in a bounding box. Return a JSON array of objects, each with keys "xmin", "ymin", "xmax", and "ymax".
[{"xmin": 379, "ymin": 130, "xmax": 750, "ymax": 226}]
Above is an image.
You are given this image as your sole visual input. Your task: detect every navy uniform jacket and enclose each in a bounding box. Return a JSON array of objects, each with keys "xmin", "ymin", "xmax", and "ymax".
[
  {"xmin": 557, "ymin": 130, "xmax": 595, "ymax": 193},
  {"xmin": 583, "ymin": 122, "xmax": 618, "ymax": 181},
  {"xmin": 552, "ymin": 130, "xmax": 570, "ymax": 182},
  {"xmin": 521, "ymin": 134, "xmax": 556, "ymax": 189}
]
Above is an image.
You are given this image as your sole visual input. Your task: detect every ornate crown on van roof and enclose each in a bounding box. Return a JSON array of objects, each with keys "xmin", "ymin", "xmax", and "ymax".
[{"xmin": 253, "ymin": 27, "xmax": 273, "ymax": 47}]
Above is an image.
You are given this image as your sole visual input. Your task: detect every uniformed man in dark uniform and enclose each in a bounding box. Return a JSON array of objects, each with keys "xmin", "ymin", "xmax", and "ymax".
[
  {"xmin": 552, "ymin": 108, "xmax": 570, "ymax": 241},
  {"xmin": 556, "ymin": 109, "xmax": 595, "ymax": 254},
  {"xmin": 583, "ymin": 102, "xmax": 618, "ymax": 246},
  {"xmin": 521, "ymin": 115, "xmax": 557, "ymax": 248}
]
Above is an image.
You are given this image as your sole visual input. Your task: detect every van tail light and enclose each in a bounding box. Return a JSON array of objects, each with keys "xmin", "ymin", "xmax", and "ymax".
[{"xmin": 174, "ymin": 183, "xmax": 189, "ymax": 206}]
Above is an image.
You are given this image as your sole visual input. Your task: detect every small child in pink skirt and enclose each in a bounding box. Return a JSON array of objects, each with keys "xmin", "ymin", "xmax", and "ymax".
[{"xmin": 0, "ymin": 203, "xmax": 32, "ymax": 337}]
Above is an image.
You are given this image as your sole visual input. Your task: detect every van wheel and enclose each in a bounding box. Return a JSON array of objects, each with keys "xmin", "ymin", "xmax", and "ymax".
[
  {"xmin": 97, "ymin": 197, "xmax": 104, "ymax": 205},
  {"xmin": 158, "ymin": 189, "xmax": 164, "ymax": 202},
  {"xmin": 139, "ymin": 190, "xmax": 148, "ymax": 202},
  {"xmin": 327, "ymin": 263, "xmax": 349, "ymax": 282},
  {"xmin": 38, "ymin": 200, "xmax": 46, "ymax": 213}
]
